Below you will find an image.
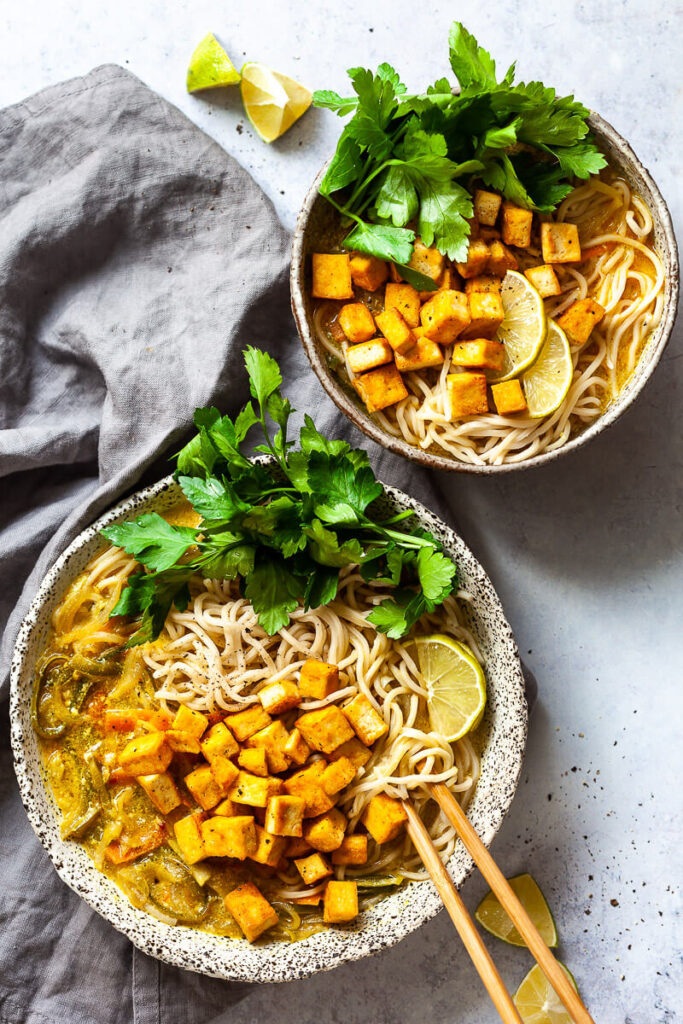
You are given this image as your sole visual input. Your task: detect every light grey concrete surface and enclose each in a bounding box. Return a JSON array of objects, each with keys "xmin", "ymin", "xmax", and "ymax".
[{"xmin": 1, "ymin": 2, "xmax": 681, "ymax": 1021}]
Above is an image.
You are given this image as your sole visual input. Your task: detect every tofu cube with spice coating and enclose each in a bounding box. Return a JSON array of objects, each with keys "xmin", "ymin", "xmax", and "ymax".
[
  {"xmin": 350, "ymin": 253, "xmax": 388, "ymax": 292},
  {"xmin": 375, "ymin": 308, "xmax": 416, "ymax": 355},
  {"xmin": 465, "ymin": 275, "xmax": 501, "ymax": 296},
  {"xmin": 346, "ymin": 338, "xmax": 394, "ymax": 375},
  {"xmin": 257, "ymin": 680, "xmax": 301, "ymax": 716},
  {"xmin": 228, "ymin": 770, "xmax": 282, "ymax": 808},
  {"xmin": 408, "ymin": 239, "xmax": 445, "ymax": 281},
  {"xmin": 501, "ymin": 202, "xmax": 533, "ymax": 248},
  {"xmin": 452, "ymin": 340, "xmax": 506, "ymax": 372},
  {"xmin": 225, "ymin": 882, "xmax": 279, "ymax": 943},
  {"xmin": 303, "ymin": 808, "xmax": 347, "ymax": 852},
  {"xmin": 171, "ymin": 705, "xmax": 208, "ymax": 739},
  {"xmin": 491, "ymin": 380, "xmax": 528, "ymax": 415},
  {"xmin": 463, "ymin": 292, "xmax": 505, "ymax": 339},
  {"xmin": 320, "ymin": 756, "xmax": 357, "ymax": 795},
  {"xmin": 283, "ymin": 775, "xmax": 335, "ymax": 818},
  {"xmin": 421, "ymin": 265, "xmax": 461, "ymax": 301},
  {"xmin": 265, "ymin": 794, "xmax": 306, "ymax": 836},
  {"xmin": 296, "ymin": 706, "xmax": 355, "ymax": 754},
  {"xmin": 185, "ymin": 764, "xmax": 229, "ymax": 810},
  {"xmin": 455, "ymin": 239, "xmax": 490, "ymax": 279},
  {"xmin": 524, "ymin": 264, "xmax": 561, "ymax": 297},
  {"xmin": 200, "ymin": 815, "xmax": 257, "ymax": 859},
  {"xmin": 245, "ymin": 720, "xmax": 291, "ymax": 773},
  {"xmin": 323, "ymin": 880, "xmax": 359, "ymax": 923},
  {"xmin": 286, "ymin": 837, "xmax": 312, "ymax": 858},
  {"xmin": 557, "ymin": 298, "xmax": 606, "ymax": 346},
  {"xmin": 394, "ymin": 335, "xmax": 444, "ymax": 372},
  {"xmin": 338, "ymin": 302, "xmax": 376, "ymax": 343},
  {"xmin": 487, "ymin": 241, "xmax": 519, "ymax": 277},
  {"xmin": 299, "ymin": 661, "xmax": 339, "ymax": 700},
  {"xmin": 119, "ymin": 732, "xmax": 172, "ymax": 776},
  {"xmin": 294, "ymin": 852, "xmax": 334, "ymax": 884},
  {"xmin": 540, "ymin": 222, "xmax": 581, "ymax": 263},
  {"xmin": 138, "ymin": 772, "xmax": 181, "ymax": 815},
  {"xmin": 174, "ymin": 812, "xmax": 206, "ymax": 864},
  {"xmin": 446, "ymin": 373, "xmax": 489, "ymax": 418},
  {"xmin": 312, "ymin": 254, "xmax": 354, "ymax": 300},
  {"xmin": 353, "ymin": 364, "xmax": 409, "ymax": 414},
  {"xmin": 214, "ymin": 798, "xmax": 239, "ymax": 817},
  {"xmin": 342, "ymin": 694, "xmax": 389, "ymax": 746},
  {"xmin": 225, "ymin": 705, "xmax": 272, "ymax": 742},
  {"xmin": 238, "ymin": 747, "xmax": 269, "ymax": 777},
  {"xmin": 420, "ymin": 290, "xmax": 471, "ymax": 344},
  {"xmin": 201, "ymin": 721, "xmax": 239, "ymax": 763},
  {"xmin": 474, "ymin": 189, "xmax": 502, "ymax": 227},
  {"xmin": 283, "ymin": 728, "xmax": 311, "ymax": 766},
  {"xmin": 165, "ymin": 730, "xmax": 201, "ymax": 754},
  {"xmin": 208, "ymin": 755, "xmax": 240, "ymax": 790},
  {"xmin": 361, "ymin": 793, "xmax": 408, "ymax": 844},
  {"xmin": 327, "ymin": 738, "xmax": 372, "ymax": 768},
  {"xmin": 332, "ymin": 834, "xmax": 368, "ymax": 865},
  {"xmin": 250, "ymin": 825, "xmax": 288, "ymax": 867},
  {"xmin": 384, "ymin": 282, "xmax": 421, "ymax": 327}
]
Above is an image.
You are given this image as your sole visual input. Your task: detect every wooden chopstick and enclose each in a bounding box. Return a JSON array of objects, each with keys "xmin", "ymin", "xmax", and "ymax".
[
  {"xmin": 430, "ymin": 783, "xmax": 595, "ymax": 1024},
  {"xmin": 402, "ymin": 800, "xmax": 524, "ymax": 1024}
]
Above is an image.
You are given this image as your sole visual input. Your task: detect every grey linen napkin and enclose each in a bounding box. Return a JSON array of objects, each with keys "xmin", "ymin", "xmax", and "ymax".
[{"xmin": 0, "ymin": 66, "xmax": 451, "ymax": 1024}]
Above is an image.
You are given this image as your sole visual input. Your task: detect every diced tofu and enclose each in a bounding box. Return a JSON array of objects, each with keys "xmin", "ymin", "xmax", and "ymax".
[
  {"xmin": 422, "ymin": 265, "xmax": 460, "ymax": 300},
  {"xmin": 228, "ymin": 770, "xmax": 282, "ymax": 808},
  {"xmin": 327, "ymin": 738, "xmax": 372, "ymax": 769},
  {"xmin": 283, "ymin": 728, "xmax": 311, "ymax": 766},
  {"xmin": 200, "ymin": 721, "xmax": 240, "ymax": 763},
  {"xmin": 171, "ymin": 705, "xmax": 208, "ymax": 739},
  {"xmin": 420, "ymin": 290, "xmax": 471, "ymax": 344},
  {"xmin": 389, "ymin": 262, "xmax": 403, "ymax": 282},
  {"xmin": 354, "ymin": 364, "xmax": 409, "ymax": 414},
  {"xmin": 286, "ymin": 837, "xmax": 312, "ymax": 858},
  {"xmin": 408, "ymin": 239, "xmax": 445, "ymax": 282},
  {"xmin": 395, "ymin": 336, "xmax": 444, "ymax": 372},
  {"xmin": 200, "ymin": 815, "xmax": 257, "ymax": 859},
  {"xmin": 501, "ymin": 201, "xmax": 533, "ymax": 248},
  {"xmin": 384, "ymin": 282, "xmax": 421, "ymax": 327},
  {"xmin": 556, "ymin": 298, "xmax": 606, "ymax": 346},
  {"xmin": 119, "ymin": 732, "xmax": 172, "ymax": 776},
  {"xmin": 455, "ymin": 239, "xmax": 490, "ymax": 279},
  {"xmin": 487, "ymin": 241, "xmax": 519, "ymax": 277},
  {"xmin": 174, "ymin": 811, "xmax": 206, "ymax": 865},
  {"xmin": 474, "ymin": 189, "xmax": 502, "ymax": 227},
  {"xmin": 446, "ymin": 372, "xmax": 489, "ymax": 419},
  {"xmin": 265, "ymin": 795, "xmax": 306, "ymax": 837},
  {"xmin": 250, "ymin": 825, "xmax": 288, "ymax": 867},
  {"xmin": 245, "ymin": 720, "xmax": 291, "ymax": 773},
  {"xmin": 465, "ymin": 275, "xmax": 501, "ymax": 296},
  {"xmin": 361, "ymin": 793, "xmax": 408, "ymax": 844},
  {"xmin": 225, "ymin": 881, "xmax": 279, "ymax": 943},
  {"xmin": 185, "ymin": 764, "xmax": 228, "ymax": 810},
  {"xmin": 491, "ymin": 380, "xmax": 528, "ymax": 415},
  {"xmin": 257, "ymin": 680, "xmax": 301, "ymax": 716},
  {"xmin": 292, "ymin": 893, "xmax": 322, "ymax": 906},
  {"xmin": 208, "ymin": 755, "xmax": 240, "ymax": 790},
  {"xmin": 238, "ymin": 747, "xmax": 269, "ymax": 777},
  {"xmin": 350, "ymin": 253, "xmax": 388, "ymax": 292},
  {"xmin": 540, "ymin": 222, "xmax": 581, "ymax": 263},
  {"xmin": 283, "ymin": 775, "xmax": 335, "ymax": 818},
  {"xmin": 214, "ymin": 798, "xmax": 239, "ymax": 817},
  {"xmin": 320, "ymin": 756, "xmax": 357, "ymax": 795},
  {"xmin": 480, "ymin": 226, "xmax": 502, "ymax": 242},
  {"xmin": 296, "ymin": 706, "xmax": 355, "ymax": 754},
  {"xmin": 303, "ymin": 808, "xmax": 347, "ymax": 852},
  {"xmin": 463, "ymin": 292, "xmax": 505, "ymax": 339},
  {"xmin": 342, "ymin": 694, "xmax": 388, "ymax": 746},
  {"xmin": 137, "ymin": 772, "xmax": 181, "ymax": 815},
  {"xmin": 338, "ymin": 302, "xmax": 376, "ymax": 344},
  {"xmin": 165, "ymin": 730, "xmax": 201, "ymax": 754},
  {"xmin": 332, "ymin": 834, "xmax": 368, "ymax": 866},
  {"xmin": 323, "ymin": 880, "xmax": 358, "ymax": 923},
  {"xmin": 294, "ymin": 851, "xmax": 334, "ymax": 884},
  {"xmin": 312, "ymin": 253, "xmax": 354, "ymax": 300},
  {"xmin": 375, "ymin": 308, "xmax": 416, "ymax": 355},
  {"xmin": 225, "ymin": 705, "xmax": 272, "ymax": 742},
  {"xmin": 299, "ymin": 661, "xmax": 339, "ymax": 700},
  {"xmin": 346, "ymin": 338, "xmax": 394, "ymax": 374},
  {"xmin": 451, "ymin": 340, "xmax": 506, "ymax": 372},
  {"xmin": 524, "ymin": 264, "xmax": 561, "ymax": 298}
]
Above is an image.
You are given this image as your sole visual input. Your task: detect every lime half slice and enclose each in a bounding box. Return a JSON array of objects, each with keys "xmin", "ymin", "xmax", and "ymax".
[
  {"xmin": 492, "ymin": 270, "xmax": 547, "ymax": 381},
  {"xmin": 475, "ymin": 873, "xmax": 558, "ymax": 947},
  {"xmin": 514, "ymin": 962, "xmax": 579, "ymax": 1024},
  {"xmin": 414, "ymin": 634, "xmax": 486, "ymax": 742},
  {"xmin": 522, "ymin": 320, "xmax": 573, "ymax": 419},
  {"xmin": 187, "ymin": 34, "xmax": 241, "ymax": 93},
  {"xmin": 240, "ymin": 62, "xmax": 312, "ymax": 142}
]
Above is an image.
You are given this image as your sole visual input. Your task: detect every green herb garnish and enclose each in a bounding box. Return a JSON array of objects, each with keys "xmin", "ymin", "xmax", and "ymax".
[
  {"xmin": 313, "ymin": 21, "xmax": 606, "ymax": 270},
  {"xmin": 103, "ymin": 348, "xmax": 457, "ymax": 645}
]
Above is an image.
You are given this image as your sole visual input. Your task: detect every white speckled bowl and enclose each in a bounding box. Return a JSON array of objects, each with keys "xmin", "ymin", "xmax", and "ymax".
[{"xmin": 10, "ymin": 474, "xmax": 527, "ymax": 983}]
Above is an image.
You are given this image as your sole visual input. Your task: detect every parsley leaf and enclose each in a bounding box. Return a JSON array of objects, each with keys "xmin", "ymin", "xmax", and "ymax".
[
  {"xmin": 416, "ymin": 547, "xmax": 457, "ymax": 601},
  {"xmin": 244, "ymin": 557, "xmax": 302, "ymax": 635},
  {"xmin": 448, "ymin": 22, "xmax": 500, "ymax": 91},
  {"xmin": 343, "ymin": 221, "xmax": 415, "ymax": 264},
  {"xmin": 102, "ymin": 514, "xmax": 197, "ymax": 572},
  {"xmin": 178, "ymin": 475, "xmax": 250, "ymax": 525}
]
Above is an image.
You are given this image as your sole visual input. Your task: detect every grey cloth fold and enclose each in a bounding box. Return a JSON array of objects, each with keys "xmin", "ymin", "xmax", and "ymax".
[{"xmin": 0, "ymin": 66, "xmax": 449, "ymax": 1024}]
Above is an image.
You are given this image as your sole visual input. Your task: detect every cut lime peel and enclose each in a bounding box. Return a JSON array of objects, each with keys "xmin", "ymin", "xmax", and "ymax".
[
  {"xmin": 186, "ymin": 33, "xmax": 241, "ymax": 93},
  {"xmin": 491, "ymin": 270, "xmax": 547, "ymax": 382},
  {"xmin": 414, "ymin": 634, "xmax": 486, "ymax": 742},
  {"xmin": 513, "ymin": 962, "xmax": 579, "ymax": 1024}
]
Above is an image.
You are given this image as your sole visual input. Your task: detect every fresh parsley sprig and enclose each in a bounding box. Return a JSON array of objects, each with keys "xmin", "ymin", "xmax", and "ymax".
[{"xmin": 103, "ymin": 348, "xmax": 457, "ymax": 645}]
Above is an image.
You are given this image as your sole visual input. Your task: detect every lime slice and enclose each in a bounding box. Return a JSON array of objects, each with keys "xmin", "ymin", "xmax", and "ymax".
[
  {"xmin": 492, "ymin": 270, "xmax": 547, "ymax": 381},
  {"xmin": 522, "ymin": 320, "xmax": 573, "ymax": 418},
  {"xmin": 240, "ymin": 62, "xmax": 312, "ymax": 143},
  {"xmin": 186, "ymin": 34, "xmax": 241, "ymax": 93},
  {"xmin": 475, "ymin": 873, "xmax": 558, "ymax": 947},
  {"xmin": 414, "ymin": 634, "xmax": 486, "ymax": 742},
  {"xmin": 514, "ymin": 962, "xmax": 579, "ymax": 1024}
]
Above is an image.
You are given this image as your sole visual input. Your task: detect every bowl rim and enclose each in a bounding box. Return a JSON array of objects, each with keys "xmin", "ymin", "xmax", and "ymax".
[
  {"xmin": 291, "ymin": 111, "xmax": 680, "ymax": 474},
  {"xmin": 10, "ymin": 473, "xmax": 527, "ymax": 983}
]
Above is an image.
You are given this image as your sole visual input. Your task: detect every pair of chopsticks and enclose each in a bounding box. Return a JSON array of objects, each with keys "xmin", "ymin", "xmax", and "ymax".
[{"xmin": 403, "ymin": 784, "xmax": 594, "ymax": 1024}]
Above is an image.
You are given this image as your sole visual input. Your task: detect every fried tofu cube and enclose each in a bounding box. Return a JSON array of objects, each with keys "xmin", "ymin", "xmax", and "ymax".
[
  {"xmin": 420, "ymin": 290, "xmax": 471, "ymax": 344},
  {"xmin": 451, "ymin": 340, "xmax": 506, "ymax": 372},
  {"xmin": 421, "ymin": 265, "xmax": 460, "ymax": 300},
  {"xmin": 323, "ymin": 880, "xmax": 358, "ymax": 923},
  {"xmin": 361, "ymin": 794, "xmax": 408, "ymax": 844},
  {"xmin": 354, "ymin": 363, "xmax": 409, "ymax": 414},
  {"xmin": 320, "ymin": 756, "xmax": 357, "ymax": 795},
  {"xmin": 225, "ymin": 881, "xmax": 279, "ymax": 942},
  {"xmin": 286, "ymin": 838, "xmax": 312, "ymax": 859},
  {"xmin": 312, "ymin": 253, "xmax": 354, "ymax": 300},
  {"xmin": 165, "ymin": 730, "xmax": 201, "ymax": 754},
  {"xmin": 303, "ymin": 808, "xmax": 347, "ymax": 852},
  {"xmin": 557, "ymin": 298, "xmax": 606, "ymax": 346},
  {"xmin": 384, "ymin": 282, "xmax": 421, "ymax": 327},
  {"xmin": 408, "ymin": 239, "xmax": 445, "ymax": 282},
  {"xmin": 299, "ymin": 661, "xmax": 340, "ymax": 700},
  {"xmin": 456, "ymin": 239, "xmax": 490, "ymax": 279},
  {"xmin": 474, "ymin": 189, "xmax": 502, "ymax": 227},
  {"xmin": 501, "ymin": 201, "xmax": 533, "ymax": 248},
  {"xmin": 209, "ymin": 755, "xmax": 240, "ymax": 790},
  {"xmin": 283, "ymin": 728, "xmax": 311, "ymax": 766},
  {"xmin": 200, "ymin": 815, "xmax": 257, "ymax": 859},
  {"xmin": 171, "ymin": 705, "xmax": 208, "ymax": 739},
  {"xmin": 463, "ymin": 292, "xmax": 505, "ymax": 339},
  {"xmin": 487, "ymin": 241, "xmax": 519, "ymax": 277},
  {"xmin": 214, "ymin": 798, "xmax": 239, "ymax": 816},
  {"xmin": 541, "ymin": 222, "xmax": 581, "ymax": 263},
  {"xmin": 138, "ymin": 772, "xmax": 181, "ymax": 815},
  {"xmin": 265, "ymin": 794, "xmax": 306, "ymax": 837},
  {"xmin": 257, "ymin": 680, "xmax": 301, "ymax": 716},
  {"xmin": 119, "ymin": 732, "xmax": 172, "ymax": 776},
  {"xmin": 185, "ymin": 764, "xmax": 228, "ymax": 810},
  {"xmin": 332, "ymin": 834, "xmax": 368, "ymax": 865},
  {"xmin": 346, "ymin": 338, "xmax": 394, "ymax": 374},
  {"xmin": 327, "ymin": 738, "xmax": 372, "ymax": 769},
  {"xmin": 524, "ymin": 264, "xmax": 561, "ymax": 298},
  {"xmin": 296, "ymin": 706, "xmax": 355, "ymax": 754},
  {"xmin": 395, "ymin": 335, "xmax": 444, "ymax": 372},
  {"xmin": 174, "ymin": 811, "xmax": 206, "ymax": 865},
  {"xmin": 283, "ymin": 775, "xmax": 335, "ymax": 818},
  {"xmin": 338, "ymin": 302, "xmax": 376, "ymax": 344},
  {"xmin": 250, "ymin": 825, "xmax": 288, "ymax": 867},
  {"xmin": 201, "ymin": 721, "xmax": 240, "ymax": 763},
  {"xmin": 465, "ymin": 275, "xmax": 501, "ymax": 296},
  {"xmin": 245, "ymin": 720, "xmax": 291, "ymax": 773},
  {"xmin": 228, "ymin": 770, "xmax": 281, "ymax": 808},
  {"xmin": 375, "ymin": 308, "xmax": 416, "ymax": 355},
  {"xmin": 446, "ymin": 372, "xmax": 489, "ymax": 419},
  {"xmin": 491, "ymin": 379, "xmax": 528, "ymax": 415},
  {"xmin": 294, "ymin": 851, "xmax": 334, "ymax": 884},
  {"xmin": 350, "ymin": 253, "xmax": 388, "ymax": 292},
  {"xmin": 238, "ymin": 747, "xmax": 269, "ymax": 777},
  {"xmin": 225, "ymin": 705, "xmax": 272, "ymax": 742},
  {"xmin": 342, "ymin": 694, "xmax": 388, "ymax": 746}
]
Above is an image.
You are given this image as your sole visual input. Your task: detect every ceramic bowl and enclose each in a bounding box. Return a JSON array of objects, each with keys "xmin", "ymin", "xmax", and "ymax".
[
  {"xmin": 291, "ymin": 113, "xmax": 679, "ymax": 474},
  {"xmin": 10, "ymin": 474, "xmax": 527, "ymax": 983}
]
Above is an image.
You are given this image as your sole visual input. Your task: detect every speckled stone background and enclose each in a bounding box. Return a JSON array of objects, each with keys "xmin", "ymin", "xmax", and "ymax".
[{"xmin": 1, "ymin": 1, "xmax": 681, "ymax": 1022}]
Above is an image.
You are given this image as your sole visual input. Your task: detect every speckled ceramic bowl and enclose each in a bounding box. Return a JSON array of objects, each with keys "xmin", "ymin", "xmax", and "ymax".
[
  {"xmin": 11, "ymin": 474, "xmax": 527, "ymax": 983},
  {"xmin": 291, "ymin": 113, "xmax": 679, "ymax": 474}
]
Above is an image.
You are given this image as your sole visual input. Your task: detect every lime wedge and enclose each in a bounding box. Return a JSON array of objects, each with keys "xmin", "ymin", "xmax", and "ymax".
[
  {"xmin": 240, "ymin": 62, "xmax": 312, "ymax": 143},
  {"xmin": 475, "ymin": 873, "xmax": 558, "ymax": 947},
  {"xmin": 492, "ymin": 270, "xmax": 547, "ymax": 381},
  {"xmin": 414, "ymin": 634, "xmax": 486, "ymax": 742},
  {"xmin": 186, "ymin": 34, "xmax": 241, "ymax": 93},
  {"xmin": 522, "ymin": 320, "xmax": 573, "ymax": 418},
  {"xmin": 514, "ymin": 962, "xmax": 579, "ymax": 1024}
]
